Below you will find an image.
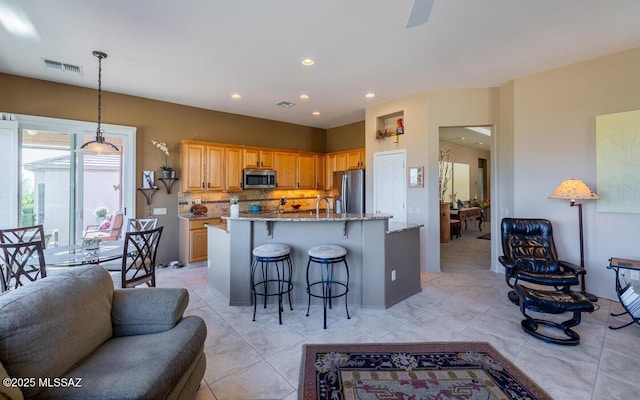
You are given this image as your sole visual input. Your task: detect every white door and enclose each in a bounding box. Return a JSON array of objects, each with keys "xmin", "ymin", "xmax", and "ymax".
[{"xmin": 373, "ymin": 150, "xmax": 406, "ymax": 222}]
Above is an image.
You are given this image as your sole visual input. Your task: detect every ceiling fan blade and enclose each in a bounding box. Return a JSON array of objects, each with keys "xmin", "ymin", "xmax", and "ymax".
[{"xmin": 406, "ymin": 0, "xmax": 435, "ymax": 28}]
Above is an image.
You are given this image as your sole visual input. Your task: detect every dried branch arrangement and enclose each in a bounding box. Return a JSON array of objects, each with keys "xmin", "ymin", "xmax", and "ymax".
[{"xmin": 439, "ymin": 147, "xmax": 451, "ymax": 203}]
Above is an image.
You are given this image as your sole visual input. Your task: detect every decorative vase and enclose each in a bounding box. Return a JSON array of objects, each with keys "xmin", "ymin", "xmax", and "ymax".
[
  {"xmin": 440, "ymin": 203, "xmax": 450, "ymax": 243},
  {"xmin": 160, "ymin": 170, "xmax": 175, "ymax": 179}
]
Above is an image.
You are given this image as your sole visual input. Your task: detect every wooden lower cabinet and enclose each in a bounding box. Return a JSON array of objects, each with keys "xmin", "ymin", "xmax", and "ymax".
[{"xmin": 179, "ymin": 218, "xmax": 220, "ymax": 265}]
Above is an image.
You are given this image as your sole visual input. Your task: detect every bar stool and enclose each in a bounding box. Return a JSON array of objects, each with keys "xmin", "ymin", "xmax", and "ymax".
[
  {"xmin": 250, "ymin": 244, "xmax": 293, "ymax": 324},
  {"xmin": 305, "ymin": 245, "xmax": 350, "ymax": 329}
]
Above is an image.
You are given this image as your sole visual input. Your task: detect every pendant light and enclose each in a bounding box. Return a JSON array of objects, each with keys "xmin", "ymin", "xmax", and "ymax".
[{"xmin": 77, "ymin": 51, "xmax": 119, "ymax": 154}]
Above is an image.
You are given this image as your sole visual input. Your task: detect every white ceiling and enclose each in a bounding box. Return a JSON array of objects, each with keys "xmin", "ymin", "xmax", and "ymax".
[
  {"xmin": 440, "ymin": 127, "xmax": 491, "ymax": 151},
  {"xmin": 2, "ymin": 0, "xmax": 640, "ymax": 130}
]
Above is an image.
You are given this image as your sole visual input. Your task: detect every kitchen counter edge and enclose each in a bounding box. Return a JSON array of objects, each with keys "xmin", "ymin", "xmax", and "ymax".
[{"xmin": 222, "ymin": 212, "xmax": 392, "ymax": 222}]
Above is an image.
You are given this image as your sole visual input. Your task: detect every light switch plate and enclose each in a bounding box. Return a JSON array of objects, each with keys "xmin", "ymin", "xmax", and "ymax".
[{"xmin": 153, "ymin": 208, "xmax": 167, "ymax": 215}]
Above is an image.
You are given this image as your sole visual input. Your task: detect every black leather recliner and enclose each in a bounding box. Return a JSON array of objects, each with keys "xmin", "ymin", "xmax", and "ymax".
[{"xmin": 499, "ymin": 218, "xmax": 584, "ymax": 305}]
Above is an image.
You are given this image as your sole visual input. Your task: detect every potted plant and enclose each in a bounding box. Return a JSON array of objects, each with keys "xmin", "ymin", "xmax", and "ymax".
[
  {"xmin": 151, "ymin": 140, "xmax": 175, "ymax": 178},
  {"xmin": 93, "ymin": 206, "xmax": 109, "ymax": 224}
]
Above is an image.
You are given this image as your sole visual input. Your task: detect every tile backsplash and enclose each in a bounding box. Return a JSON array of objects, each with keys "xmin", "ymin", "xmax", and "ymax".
[{"xmin": 179, "ymin": 189, "xmax": 331, "ymax": 216}]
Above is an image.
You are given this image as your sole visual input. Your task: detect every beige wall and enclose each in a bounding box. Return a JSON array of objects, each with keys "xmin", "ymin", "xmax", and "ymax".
[
  {"xmin": 363, "ymin": 46, "xmax": 640, "ymax": 300},
  {"xmin": 5, "ymin": 44, "xmax": 640, "ymax": 299},
  {"xmin": 365, "ymin": 89, "xmax": 499, "ymax": 273},
  {"xmin": 0, "ymin": 73, "xmax": 327, "ymax": 262},
  {"xmin": 510, "ymin": 47, "xmax": 640, "ymax": 299},
  {"xmin": 326, "ymin": 121, "xmax": 365, "ymax": 152}
]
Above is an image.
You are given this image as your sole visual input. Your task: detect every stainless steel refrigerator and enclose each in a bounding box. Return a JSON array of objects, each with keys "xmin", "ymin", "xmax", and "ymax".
[{"xmin": 333, "ymin": 170, "xmax": 365, "ymax": 214}]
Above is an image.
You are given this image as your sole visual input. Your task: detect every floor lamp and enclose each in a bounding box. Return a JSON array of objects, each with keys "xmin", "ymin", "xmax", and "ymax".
[{"xmin": 549, "ymin": 179, "xmax": 599, "ymax": 302}]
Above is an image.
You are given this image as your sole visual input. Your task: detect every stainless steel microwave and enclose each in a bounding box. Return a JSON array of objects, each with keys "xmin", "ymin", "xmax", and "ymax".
[{"xmin": 242, "ymin": 169, "xmax": 276, "ymax": 189}]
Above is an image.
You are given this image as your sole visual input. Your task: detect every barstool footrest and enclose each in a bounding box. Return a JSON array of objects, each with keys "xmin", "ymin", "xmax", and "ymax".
[
  {"xmin": 250, "ymin": 245, "xmax": 293, "ymax": 325},
  {"xmin": 305, "ymin": 245, "xmax": 350, "ymax": 329}
]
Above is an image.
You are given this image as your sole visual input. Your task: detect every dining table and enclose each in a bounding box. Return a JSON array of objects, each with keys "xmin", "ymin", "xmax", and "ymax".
[{"xmin": 43, "ymin": 240, "xmax": 125, "ymax": 271}]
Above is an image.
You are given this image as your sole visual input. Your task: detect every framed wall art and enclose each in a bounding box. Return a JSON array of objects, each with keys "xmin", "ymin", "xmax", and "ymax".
[{"xmin": 409, "ymin": 166, "xmax": 424, "ymax": 188}]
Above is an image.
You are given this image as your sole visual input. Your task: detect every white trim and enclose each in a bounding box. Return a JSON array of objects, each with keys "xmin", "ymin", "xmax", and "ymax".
[
  {"xmin": 0, "ymin": 120, "xmax": 19, "ymax": 227},
  {"xmin": 9, "ymin": 113, "xmax": 136, "ymax": 238}
]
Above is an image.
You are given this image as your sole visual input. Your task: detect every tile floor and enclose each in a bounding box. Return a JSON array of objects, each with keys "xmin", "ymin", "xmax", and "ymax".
[{"xmin": 156, "ymin": 224, "xmax": 640, "ymax": 400}]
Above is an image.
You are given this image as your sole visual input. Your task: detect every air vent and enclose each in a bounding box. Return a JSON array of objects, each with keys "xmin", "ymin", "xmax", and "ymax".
[
  {"xmin": 276, "ymin": 101, "xmax": 295, "ymax": 108},
  {"xmin": 42, "ymin": 58, "xmax": 83, "ymax": 75}
]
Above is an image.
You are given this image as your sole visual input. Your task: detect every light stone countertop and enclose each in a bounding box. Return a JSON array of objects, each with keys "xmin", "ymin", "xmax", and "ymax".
[
  {"xmin": 216, "ymin": 212, "xmax": 421, "ymax": 233},
  {"xmin": 178, "ymin": 214, "xmax": 223, "ymax": 221},
  {"xmin": 222, "ymin": 212, "xmax": 392, "ymax": 222},
  {"xmin": 387, "ymin": 221, "xmax": 423, "ymax": 233}
]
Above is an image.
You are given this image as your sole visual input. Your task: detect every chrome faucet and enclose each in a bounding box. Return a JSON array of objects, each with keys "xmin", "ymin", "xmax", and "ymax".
[{"xmin": 316, "ymin": 197, "xmax": 330, "ymax": 216}]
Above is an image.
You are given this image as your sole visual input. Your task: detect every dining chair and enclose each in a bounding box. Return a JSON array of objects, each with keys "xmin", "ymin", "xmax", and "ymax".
[
  {"xmin": 0, "ymin": 225, "xmax": 46, "ymax": 290},
  {"xmin": 127, "ymin": 218, "xmax": 158, "ymax": 233},
  {"xmin": 0, "ymin": 240, "xmax": 47, "ymax": 292},
  {"xmin": 0, "ymin": 224, "xmax": 45, "ymax": 246},
  {"xmin": 113, "ymin": 226, "xmax": 163, "ymax": 288}
]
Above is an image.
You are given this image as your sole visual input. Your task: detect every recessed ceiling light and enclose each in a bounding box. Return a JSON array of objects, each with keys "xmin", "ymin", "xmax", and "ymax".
[
  {"xmin": 312, "ymin": 111, "xmax": 320, "ymax": 116},
  {"xmin": 301, "ymin": 58, "xmax": 315, "ymax": 66},
  {"xmin": 299, "ymin": 94, "xmax": 310, "ymax": 100},
  {"xmin": 231, "ymin": 93, "xmax": 241, "ymax": 99},
  {"xmin": 365, "ymin": 92, "xmax": 376, "ymax": 98}
]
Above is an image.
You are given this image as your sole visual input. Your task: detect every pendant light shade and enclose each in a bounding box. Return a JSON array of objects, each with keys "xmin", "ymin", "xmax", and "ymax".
[{"xmin": 77, "ymin": 51, "xmax": 120, "ymax": 154}]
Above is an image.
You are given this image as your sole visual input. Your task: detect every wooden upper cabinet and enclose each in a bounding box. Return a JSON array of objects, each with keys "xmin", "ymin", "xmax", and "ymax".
[
  {"xmin": 226, "ymin": 147, "xmax": 243, "ymax": 191},
  {"xmin": 205, "ymin": 146, "xmax": 225, "ymax": 191},
  {"xmin": 181, "ymin": 140, "xmax": 364, "ymax": 192},
  {"xmin": 243, "ymin": 149, "xmax": 274, "ymax": 169},
  {"xmin": 325, "ymin": 154, "xmax": 336, "ymax": 190},
  {"xmin": 181, "ymin": 142, "xmax": 206, "ymax": 192},
  {"xmin": 335, "ymin": 153, "xmax": 347, "ymax": 171},
  {"xmin": 315, "ymin": 155, "xmax": 325, "ymax": 189},
  {"xmin": 346, "ymin": 148, "xmax": 365, "ymax": 169},
  {"xmin": 275, "ymin": 152, "xmax": 297, "ymax": 189},
  {"xmin": 297, "ymin": 153, "xmax": 315, "ymax": 189},
  {"xmin": 180, "ymin": 141, "xmax": 228, "ymax": 192}
]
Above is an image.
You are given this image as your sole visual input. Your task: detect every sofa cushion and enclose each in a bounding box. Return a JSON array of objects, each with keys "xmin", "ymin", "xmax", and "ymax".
[
  {"xmin": 0, "ymin": 267, "xmax": 114, "ymax": 399},
  {"xmin": 111, "ymin": 287, "xmax": 189, "ymax": 336},
  {"xmin": 35, "ymin": 316, "xmax": 207, "ymax": 400}
]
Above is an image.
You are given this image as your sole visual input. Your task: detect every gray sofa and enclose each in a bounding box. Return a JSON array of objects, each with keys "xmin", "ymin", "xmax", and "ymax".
[{"xmin": 0, "ymin": 266, "xmax": 207, "ymax": 400}]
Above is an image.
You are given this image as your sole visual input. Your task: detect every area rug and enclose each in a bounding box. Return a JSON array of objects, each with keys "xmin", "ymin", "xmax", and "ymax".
[
  {"xmin": 299, "ymin": 342, "xmax": 551, "ymax": 400},
  {"xmin": 477, "ymin": 233, "xmax": 491, "ymax": 240}
]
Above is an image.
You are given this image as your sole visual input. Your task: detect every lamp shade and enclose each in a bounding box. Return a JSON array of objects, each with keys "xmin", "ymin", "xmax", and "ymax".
[
  {"xmin": 76, "ymin": 140, "xmax": 120, "ymax": 155},
  {"xmin": 549, "ymin": 179, "xmax": 599, "ymax": 202}
]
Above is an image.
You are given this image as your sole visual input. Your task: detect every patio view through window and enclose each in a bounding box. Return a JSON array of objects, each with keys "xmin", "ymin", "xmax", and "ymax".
[{"xmin": 21, "ymin": 130, "xmax": 124, "ymax": 246}]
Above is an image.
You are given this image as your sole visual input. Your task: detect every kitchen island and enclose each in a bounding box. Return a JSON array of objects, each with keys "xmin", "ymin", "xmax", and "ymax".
[{"xmin": 207, "ymin": 212, "xmax": 422, "ymax": 309}]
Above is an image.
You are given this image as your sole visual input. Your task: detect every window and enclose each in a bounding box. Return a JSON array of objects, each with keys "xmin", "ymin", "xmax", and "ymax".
[{"xmin": 0, "ymin": 114, "xmax": 136, "ymax": 245}]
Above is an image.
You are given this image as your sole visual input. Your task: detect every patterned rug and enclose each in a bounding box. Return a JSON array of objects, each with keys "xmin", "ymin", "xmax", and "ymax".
[
  {"xmin": 477, "ymin": 233, "xmax": 491, "ymax": 240},
  {"xmin": 299, "ymin": 342, "xmax": 551, "ymax": 400}
]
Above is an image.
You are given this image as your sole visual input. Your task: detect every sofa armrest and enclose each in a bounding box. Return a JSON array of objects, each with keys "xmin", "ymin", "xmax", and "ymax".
[
  {"xmin": 111, "ymin": 288, "xmax": 189, "ymax": 337},
  {"xmin": 559, "ymin": 260, "xmax": 586, "ymax": 275}
]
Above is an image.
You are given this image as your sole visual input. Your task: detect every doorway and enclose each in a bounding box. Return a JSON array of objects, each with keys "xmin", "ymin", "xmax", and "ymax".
[{"xmin": 438, "ymin": 126, "xmax": 492, "ymax": 272}]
